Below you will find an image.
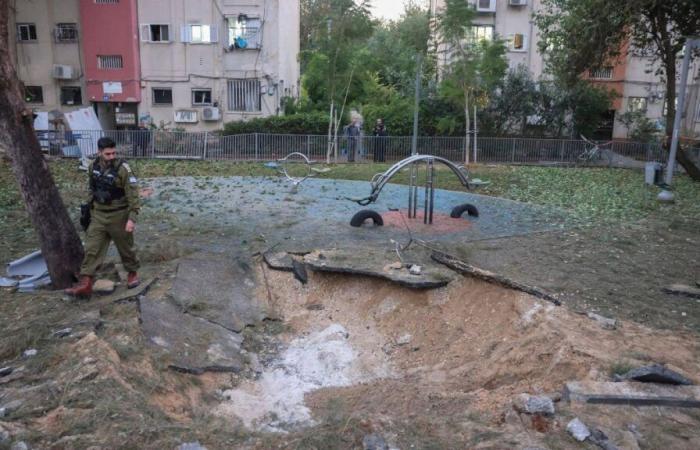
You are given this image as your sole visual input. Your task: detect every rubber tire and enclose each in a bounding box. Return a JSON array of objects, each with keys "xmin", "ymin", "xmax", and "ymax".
[
  {"xmin": 350, "ymin": 209, "xmax": 384, "ymax": 227},
  {"xmin": 450, "ymin": 203, "xmax": 479, "ymax": 219}
]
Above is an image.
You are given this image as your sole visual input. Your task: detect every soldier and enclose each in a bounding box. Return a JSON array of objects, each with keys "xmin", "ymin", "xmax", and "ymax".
[{"xmin": 65, "ymin": 137, "xmax": 140, "ymax": 297}]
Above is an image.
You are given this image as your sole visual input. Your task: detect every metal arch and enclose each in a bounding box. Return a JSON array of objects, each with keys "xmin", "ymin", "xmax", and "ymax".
[
  {"xmin": 277, "ymin": 152, "xmax": 312, "ymax": 187},
  {"xmin": 354, "ymin": 155, "xmax": 472, "ymax": 206}
]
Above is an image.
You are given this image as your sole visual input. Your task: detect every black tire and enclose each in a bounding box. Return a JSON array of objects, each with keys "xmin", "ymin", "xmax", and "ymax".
[
  {"xmin": 450, "ymin": 203, "xmax": 479, "ymax": 219},
  {"xmin": 350, "ymin": 209, "xmax": 384, "ymax": 227}
]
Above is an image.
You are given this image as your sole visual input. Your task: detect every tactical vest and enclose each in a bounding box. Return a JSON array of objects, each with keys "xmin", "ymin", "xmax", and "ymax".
[{"xmin": 90, "ymin": 158, "xmax": 125, "ymax": 204}]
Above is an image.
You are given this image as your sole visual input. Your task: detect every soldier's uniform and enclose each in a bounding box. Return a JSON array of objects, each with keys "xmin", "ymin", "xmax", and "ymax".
[{"xmin": 79, "ymin": 157, "xmax": 140, "ymax": 276}]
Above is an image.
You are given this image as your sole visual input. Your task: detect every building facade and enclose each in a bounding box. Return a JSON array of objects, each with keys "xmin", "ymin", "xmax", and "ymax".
[
  {"xmin": 429, "ymin": 0, "xmax": 700, "ymax": 140},
  {"xmin": 10, "ymin": 0, "xmax": 300, "ymax": 131}
]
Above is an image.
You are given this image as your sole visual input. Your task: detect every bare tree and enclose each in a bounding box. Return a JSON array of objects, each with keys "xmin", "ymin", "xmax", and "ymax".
[{"xmin": 0, "ymin": 0, "xmax": 83, "ymax": 287}]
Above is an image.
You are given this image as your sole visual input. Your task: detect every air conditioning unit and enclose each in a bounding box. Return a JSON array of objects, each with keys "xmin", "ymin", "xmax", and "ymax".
[
  {"xmin": 52, "ymin": 64, "xmax": 74, "ymax": 80},
  {"xmin": 509, "ymin": 0, "xmax": 527, "ymax": 6},
  {"xmin": 174, "ymin": 110, "xmax": 198, "ymax": 123},
  {"xmin": 202, "ymin": 106, "xmax": 221, "ymax": 121},
  {"xmin": 476, "ymin": 0, "xmax": 496, "ymax": 13}
]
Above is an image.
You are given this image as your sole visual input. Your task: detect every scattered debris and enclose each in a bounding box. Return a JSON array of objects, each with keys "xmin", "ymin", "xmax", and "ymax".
[
  {"xmin": 564, "ymin": 381, "xmax": 700, "ymax": 408},
  {"xmin": 0, "ymin": 400, "xmax": 23, "ymax": 418},
  {"xmin": 0, "ymin": 367, "xmax": 12, "ymax": 377},
  {"xmin": 362, "ymin": 434, "xmax": 389, "ymax": 450},
  {"xmin": 22, "ymin": 349, "xmax": 37, "ymax": 358},
  {"xmin": 513, "ymin": 393, "xmax": 555, "ymax": 416},
  {"xmin": 409, "ymin": 264, "xmax": 422, "ymax": 275},
  {"xmin": 306, "ymin": 303, "xmax": 324, "ymax": 311},
  {"xmin": 93, "ymin": 279, "xmax": 116, "ymax": 294},
  {"xmin": 395, "ymin": 333, "xmax": 413, "ymax": 346},
  {"xmin": 587, "ymin": 312, "xmax": 618, "ymax": 330},
  {"xmin": 10, "ymin": 441, "xmax": 29, "ymax": 450},
  {"xmin": 589, "ymin": 428, "xmax": 619, "ymax": 450},
  {"xmin": 4, "ymin": 250, "xmax": 51, "ymax": 292},
  {"xmin": 431, "ymin": 251, "xmax": 561, "ymax": 305},
  {"xmin": 567, "ymin": 418, "xmax": 591, "ymax": 442},
  {"xmin": 614, "ymin": 363, "xmax": 693, "ymax": 385},
  {"xmin": 263, "ymin": 251, "xmax": 294, "ymax": 272},
  {"xmin": 292, "ymin": 260, "xmax": 308, "ymax": 284},
  {"xmin": 176, "ymin": 442, "xmax": 208, "ymax": 450},
  {"xmin": 663, "ymin": 284, "xmax": 700, "ymax": 299},
  {"xmin": 51, "ymin": 328, "xmax": 73, "ymax": 338}
]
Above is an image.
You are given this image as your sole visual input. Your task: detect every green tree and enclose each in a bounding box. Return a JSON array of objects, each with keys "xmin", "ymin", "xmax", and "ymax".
[
  {"xmin": 437, "ymin": 0, "xmax": 507, "ymax": 162},
  {"xmin": 534, "ymin": 0, "xmax": 700, "ymax": 180},
  {"xmin": 482, "ymin": 65, "xmax": 539, "ymax": 136}
]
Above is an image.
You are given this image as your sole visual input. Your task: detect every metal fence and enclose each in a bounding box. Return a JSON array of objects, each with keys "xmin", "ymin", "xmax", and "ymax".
[{"xmin": 38, "ymin": 129, "xmax": 684, "ymax": 168}]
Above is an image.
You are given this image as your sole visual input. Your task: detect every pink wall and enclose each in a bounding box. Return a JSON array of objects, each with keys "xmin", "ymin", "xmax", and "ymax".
[{"xmin": 80, "ymin": 0, "xmax": 141, "ymax": 103}]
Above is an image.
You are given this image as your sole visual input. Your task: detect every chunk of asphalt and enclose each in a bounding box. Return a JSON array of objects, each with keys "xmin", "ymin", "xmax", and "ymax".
[
  {"xmin": 618, "ymin": 364, "xmax": 693, "ymax": 386},
  {"xmin": 292, "ymin": 260, "xmax": 308, "ymax": 285}
]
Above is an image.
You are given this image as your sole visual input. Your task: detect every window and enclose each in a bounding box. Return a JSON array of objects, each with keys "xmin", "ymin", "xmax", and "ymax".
[
  {"xmin": 227, "ymin": 79, "xmax": 260, "ymax": 112},
  {"xmin": 589, "ymin": 67, "xmax": 613, "ymax": 79},
  {"xmin": 98, "ymin": 55, "xmax": 123, "ymax": 69},
  {"xmin": 627, "ymin": 97, "xmax": 647, "ymax": 113},
  {"xmin": 17, "ymin": 23, "xmax": 37, "ymax": 42},
  {"xmin": 24, "ymin": 86, "xmax": 43, "ymax": 103},
  {"xmin": 192, "ymin": 89, "xmax": 212, "ymax": 105},
  {"xmin": 508, "ymin": 33, "xmax": 527, "ymax": 52},
  {"xmin": 469, "ymin": 25, "xmax": 493, "ymax": 43},
  {"xmin": 55, "ymin": 23, "xmax": 78, "ymax": 42},
  {"xmin": 228, "ymin": 16, "xmax": 261, "ymax": 49},
  {"xmin": 182, "ymin": 24, "xmax": 218, "ymax": 43},
  {"xmin": 141, "ymin": 24, "xmax": 170, "ymax": 42},
  {"xmin": 60, "ymin": 86, "xmax": 82, "ymax": 105},
  {"xmin": 153, "ymin": 88, "xmax": 173, "ymax": 105}
]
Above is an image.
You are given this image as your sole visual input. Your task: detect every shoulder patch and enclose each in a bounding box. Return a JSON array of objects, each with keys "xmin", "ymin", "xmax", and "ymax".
[{"xmin": 122, "ymin": 162, "xmax": 132, "ymax": 173}]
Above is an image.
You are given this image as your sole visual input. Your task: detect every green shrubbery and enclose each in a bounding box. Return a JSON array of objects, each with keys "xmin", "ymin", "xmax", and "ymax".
[{"xmin": 222, "ymin": 112, "xmax": 330, "ymax": 135}]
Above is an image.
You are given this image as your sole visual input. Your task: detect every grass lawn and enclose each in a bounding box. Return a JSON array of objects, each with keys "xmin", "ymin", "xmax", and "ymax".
[{"xmin": 1, "ymin": 157, "xmax": 699, "ymax": 260}]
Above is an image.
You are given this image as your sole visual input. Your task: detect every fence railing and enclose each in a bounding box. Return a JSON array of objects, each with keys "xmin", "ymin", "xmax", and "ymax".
[{"xmin": 38, "ymin": 130, "xmax": 675, "ymax": 168}]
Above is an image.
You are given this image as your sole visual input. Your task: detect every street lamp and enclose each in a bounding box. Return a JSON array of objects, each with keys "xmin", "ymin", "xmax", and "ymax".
[{"xmin": 658, "ymin": 37, "xmax": 700, "ymax": 202}]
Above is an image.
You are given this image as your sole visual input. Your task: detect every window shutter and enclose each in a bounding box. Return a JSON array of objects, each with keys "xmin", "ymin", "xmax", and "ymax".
[
  {"xmin": 140, "ymin": 24, "xmax": 151, "ymax": 42},
  {"xmin": 210, "ymin": 25, "xmax": 218, "ymax": 43}
]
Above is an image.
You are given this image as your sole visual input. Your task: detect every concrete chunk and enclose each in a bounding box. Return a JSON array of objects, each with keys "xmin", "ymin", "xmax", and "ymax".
[
  {"xmin": 566, "ymin": 418, "xmax": 591, "ymax": 442},
  {"xmin": 564, "ymin": 381, "xmax": 700, "ymax": 408}
]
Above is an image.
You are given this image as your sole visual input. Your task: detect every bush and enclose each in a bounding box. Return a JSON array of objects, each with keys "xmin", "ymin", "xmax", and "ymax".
[{"xmin": 222, "ymin": 112, "xmax": 330, "ymax": 135}]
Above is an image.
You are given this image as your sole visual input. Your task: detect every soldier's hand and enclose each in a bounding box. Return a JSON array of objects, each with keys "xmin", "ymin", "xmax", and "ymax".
[{"xmin": 125, "ymin": 219, "xmax": 135, "ymax": 233}]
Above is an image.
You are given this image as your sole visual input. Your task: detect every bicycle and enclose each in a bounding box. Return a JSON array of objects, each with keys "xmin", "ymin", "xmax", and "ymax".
[{"xmin": 577, "ymin": 135, "xmax": 612, "ymax": 165}]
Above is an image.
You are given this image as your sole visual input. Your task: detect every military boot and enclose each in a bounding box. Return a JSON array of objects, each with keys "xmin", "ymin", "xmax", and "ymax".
[
  {"xmin": 64, "ymin": 275, "xmax": 93, "ymax": 297},
  {"xmin": 127, "ymin": 272, "xmax": 140, "ymax": 289}
]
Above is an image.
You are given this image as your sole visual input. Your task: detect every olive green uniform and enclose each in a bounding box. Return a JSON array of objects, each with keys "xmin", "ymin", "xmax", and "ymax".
[{"xmin": 79, "ymin": 159, "xmax": 140, "ymax": 276}]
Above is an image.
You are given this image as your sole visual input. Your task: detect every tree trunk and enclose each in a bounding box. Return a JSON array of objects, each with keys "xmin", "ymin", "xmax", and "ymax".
[
  {"xmin": 464, "ymin": 92, "xmax": 470, "ymax": 165},
  {"xmin": 0, "ymin": 0, "xmax": 84, "ymax": 288}
]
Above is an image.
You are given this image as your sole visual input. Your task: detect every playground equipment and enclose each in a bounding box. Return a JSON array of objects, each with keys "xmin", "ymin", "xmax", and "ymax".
[{"xmin": 350, "ymin": 155, "xmax": 480, "ymax": 226}]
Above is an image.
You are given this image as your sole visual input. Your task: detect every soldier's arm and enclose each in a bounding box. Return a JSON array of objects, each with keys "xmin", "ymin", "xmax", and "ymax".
[
  {"xmin": 120, "ymin": 163, "xmax": 141, "ymax": 222},
  {"xmin": 85, "ymin": 163, "xmax": 94, "ymax": 204}
]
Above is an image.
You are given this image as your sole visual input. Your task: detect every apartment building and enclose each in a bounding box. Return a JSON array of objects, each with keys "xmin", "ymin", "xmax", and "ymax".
[
  {"xmin": 429, "ymin": 0, "xmax": 700, "ymax": 139},
  {"xmin": 10, "ymin": 0, "xmax": 300, "ymax": 131}
]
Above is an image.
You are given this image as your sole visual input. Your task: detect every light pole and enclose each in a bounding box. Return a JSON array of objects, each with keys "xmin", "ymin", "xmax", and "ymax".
[{"xmin": 658, "ymin": 37, "xmax": 700, "ymax": 202}]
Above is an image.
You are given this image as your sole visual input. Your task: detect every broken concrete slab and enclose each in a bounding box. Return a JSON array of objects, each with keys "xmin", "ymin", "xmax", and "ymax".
[
  {"xmin": 663, "ymin": 284, "xmax": 700, "ymax": 299},
  {"xmin": 263, "ymin": 251, "xmax": 294, "ymax": 271},
  {"xmin": 616, "ymin": 364, "xmax": 693, "ymax": 385},
  {"xmin": 171, "ymin": 255, "xmax": 267, "ymax": 333},
  {"xmin": 564, "ymin": 381, "xmax": 700, "ymax": 408},
  {"xmin": 304, "ymin": 249, "xmax": 455, "ymax": 289},
  {"xmin": 139, "ymin": 296, "xmax": 244, "ymax": 375}
]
